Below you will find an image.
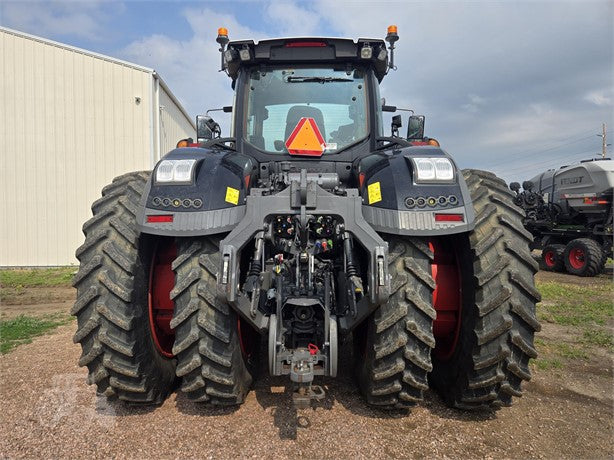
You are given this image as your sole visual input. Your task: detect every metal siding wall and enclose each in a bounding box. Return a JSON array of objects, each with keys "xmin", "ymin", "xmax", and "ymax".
[
  {"xmin": 0, "ymin": 30, "xmax": 152, "ymax": 266},
  {"xmin": 157, "ymin": 85, "xmax": 196, "ymax": 158}
]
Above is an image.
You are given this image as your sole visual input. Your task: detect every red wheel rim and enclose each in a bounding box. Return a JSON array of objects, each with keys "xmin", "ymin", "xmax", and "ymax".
[
  {"xmin": 568, "ymin": 247, "xmax": 585, "ymax": 269},
  {"xmin": 430, "ymin": 239, "xmax": 462, "ymax": 360},
  {"xmin": 237, "ymin": 317, "xmax": 258, "ymax": 363},
  {"xmin": 544, "ymin": 251, "xmax": 556, "ymax": 267},
  {"xmin": 148, "ymin": 240, "xmax": 176, "ymax": 357}
]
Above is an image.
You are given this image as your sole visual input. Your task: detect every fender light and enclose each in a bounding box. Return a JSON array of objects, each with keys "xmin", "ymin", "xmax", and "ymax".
[
  {"xmin": 435, "ymin": 213, "xmax": 464, "ymax": 222},
  {"xmin": 147, "ymin": 215, "xmax": 174, "ymax": 223},
  {"xmin": 155, "ymin": 159, "xmax": 197, "ymax": 184},
  {"xmin": 411, "ymin": 157, "xmax": 455, "ymax": 182}
]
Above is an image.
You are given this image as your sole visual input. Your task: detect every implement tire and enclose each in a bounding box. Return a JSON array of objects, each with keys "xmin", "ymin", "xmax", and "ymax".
[
  {"xmin": 429, "ymin": 169, "xmax": 541, "ymax": 410},
  {"xmin": 354, "ymin": 237, "xmax": 435, "ymax": 409},
  {"xmin": 72, "ymin": 171, "xmax": 176, "ymax": 404},
  {"xmin": 541, "ymin": 244, "xmax": 565, "ymax": 272},
  {"xmin": 170, "ymin": 237, "xmax": 257, "ymax": 405},
  {"xmin": 564, "ymin": 238, "xmax": 603, "ymax": 277}
]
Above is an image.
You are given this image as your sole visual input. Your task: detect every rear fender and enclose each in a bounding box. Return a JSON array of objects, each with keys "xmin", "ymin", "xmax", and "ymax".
[
  {"xmin": 136, "ymin": 148, "xmax": 255, "ymax": 236},
  {"xmin": 358, "ymin": 146, "xmax": 475, "ymax": 235}
]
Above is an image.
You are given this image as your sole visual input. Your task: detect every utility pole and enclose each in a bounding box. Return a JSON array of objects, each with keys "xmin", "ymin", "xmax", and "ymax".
[
  {"xmin": 601, "ymin": 123, "xmax": 607, "ymax": 159},
  {"xmin": 598, "ymin": 123, "xmax": 608, "ymax": 159}
]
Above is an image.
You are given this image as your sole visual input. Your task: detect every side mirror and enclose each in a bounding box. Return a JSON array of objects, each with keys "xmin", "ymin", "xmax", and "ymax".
[
  {"xmin": 196, "ymin": 115, "xmax": 220, "ymax": 142},
  {"xmin": 510, "ymin": 182, "xmax": 521, "ymax": 192},
  {"xmin": 391, "ymin": 115, "xmax": 402, "ymax": 137},
  {"xmin": 407, "ymin": 115, "xmax": 425, "ymax": 140}
]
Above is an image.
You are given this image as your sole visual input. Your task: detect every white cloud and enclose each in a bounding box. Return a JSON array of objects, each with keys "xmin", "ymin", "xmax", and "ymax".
[
  {"xmin": 264, "ymin": 2, "xmax": 321, "ymax": 37},
  {"xmin": 584, "ymin": 90, "xmax": 612, "ymax": 107},
  {"xmin": 121, "ymin": 7, "xmax": 266, "ymax": 131},
  {"xmin": 462, "ymin": 94, "xmax": 487, "ymax": 113},
  {"xmin": 0, "ymin": 1, "xmax": 121, "ymax": 41}
]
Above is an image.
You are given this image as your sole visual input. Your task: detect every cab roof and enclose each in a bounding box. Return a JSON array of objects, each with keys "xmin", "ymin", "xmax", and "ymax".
[{"xmin": 224, "ymin": 37, "xmax": 389, "ymax": 82}]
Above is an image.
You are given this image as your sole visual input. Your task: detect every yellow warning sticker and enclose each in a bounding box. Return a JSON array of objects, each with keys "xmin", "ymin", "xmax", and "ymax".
[
  {"xmin": 225, "ymin": 187, "xmax": 240, "ymax": 205},
  {"xmin": 367, "ymin": 182, "xmax": 382, "ymax": 204}
]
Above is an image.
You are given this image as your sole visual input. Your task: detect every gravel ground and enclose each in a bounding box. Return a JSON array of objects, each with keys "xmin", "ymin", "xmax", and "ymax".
[{"xmin": 1, "ymin": 323, "xmax": 612, "ymax": 459}]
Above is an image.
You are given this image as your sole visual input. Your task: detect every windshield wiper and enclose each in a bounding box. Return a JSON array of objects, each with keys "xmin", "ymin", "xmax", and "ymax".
[{"xmin": 285, "ymin": 76, "xmax": 353, "ymax": 83}]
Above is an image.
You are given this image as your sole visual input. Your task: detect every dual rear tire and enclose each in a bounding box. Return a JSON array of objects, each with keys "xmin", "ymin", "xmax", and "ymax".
[
  {"xmin": 73, "ymin": 173, "xmax": 255, "ymax": 406},
  {"xmin": 72, "ymin": 172, "xmax": 176, "ymax": 404},
  {"xmin": 428, "ymin": 170, "xmax": 541, "ymax": 409},
  {"xmin": 355, "ymin": 170, "xmax": 541, "ymax": 410}
]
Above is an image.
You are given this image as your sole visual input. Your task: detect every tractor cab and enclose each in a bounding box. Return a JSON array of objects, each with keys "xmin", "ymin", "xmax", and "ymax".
[{"xmin": 191, "ymin": 27, "xmax": 434, "ymax": 160}]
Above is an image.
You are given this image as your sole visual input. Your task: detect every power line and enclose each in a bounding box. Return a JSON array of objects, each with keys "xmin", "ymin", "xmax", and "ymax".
[
  {"xmin": 503, "ymin": 148, "xmax": 598, "ymax": 173},
  {"xmin": 481, "ymin": 133, "xmax": 604, "ymax": 168},
  {"xmin": 498, "ymin": 148, "xmax": 600, "ymax": 175}
]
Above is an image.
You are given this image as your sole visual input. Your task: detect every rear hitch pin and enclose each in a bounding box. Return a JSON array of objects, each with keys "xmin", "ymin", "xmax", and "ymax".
[
  {"xmin": 377, "ymin": 256, "xmax": 385, "ymax": 286},
  {"xmin": 221, "ymin": 255, "xmax": 230, "ymax": 284}
]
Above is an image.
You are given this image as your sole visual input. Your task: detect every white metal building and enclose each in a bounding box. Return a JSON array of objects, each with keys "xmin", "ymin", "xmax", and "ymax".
[{"xmin": 0, "ymin": 27, "xmax": 196, "ymax": 266}]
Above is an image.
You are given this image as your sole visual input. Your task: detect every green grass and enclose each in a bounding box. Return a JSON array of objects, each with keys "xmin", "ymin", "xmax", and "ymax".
[
  {"xmin": 0, "ymin": 267, "xmax": 75, "ymax": 288},
  {"xmin": 536, "ymin": 281, "xmax": 613, "ymax": 327},
  {"xmin": 533, "ymin": 357, "xmax": 563, "ymax": 371},
  {"xmin": 0, "ymin": 314, "xmax": 73, "ymax": 353},
  {"xmin": 532, "ymin": 279, "xmax": 613, "ymax": 371},
  {"xmin": 582, "ymin": 329, "xmax": 614, "ymax": 349}
]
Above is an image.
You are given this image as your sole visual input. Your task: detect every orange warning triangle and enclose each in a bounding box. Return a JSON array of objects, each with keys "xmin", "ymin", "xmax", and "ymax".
[{"xmin": 285, "ymin": 117, "xmax": 326, "ymax": 156}]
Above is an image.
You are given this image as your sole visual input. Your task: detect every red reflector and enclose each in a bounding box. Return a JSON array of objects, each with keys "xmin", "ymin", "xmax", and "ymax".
[
  {"xmin": 285, "ymin": 41, "xmax": 327, "ymax": 47},
  {"xmin": 435, "ymin": 213, "xmax": 464, "ymax": 222},
  {"xmin": 597, "ymin": 200, "xmax": 609, "ymax": 204},
  {"xmin": 147, "ymin": 215, "xmax": 174, "ymax": 223},
  {"xmin": 583, "ymin": 197, "xmax": 594, "ymax": 204},
  {"xmin": 359, "ymin": 172, "xmax": 366, "ymax": 188}
]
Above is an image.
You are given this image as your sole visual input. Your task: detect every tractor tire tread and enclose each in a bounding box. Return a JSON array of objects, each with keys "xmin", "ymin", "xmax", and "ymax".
[
  {"xmin": 171, "ymin": 238, "xmax": 253, "ymax": 406},
  {"xmin": 356, "ymin": 237, "xmax": 435, "ymax": 409},
  {"xmin": 430, "ymin": 169, "xmax": 540, "ymax": 410}
]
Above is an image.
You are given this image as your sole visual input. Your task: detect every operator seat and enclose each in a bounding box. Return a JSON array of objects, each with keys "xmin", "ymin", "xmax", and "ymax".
[{"xmin": 284, "ymin": 105, "xmax": 326, "ymax": 140}]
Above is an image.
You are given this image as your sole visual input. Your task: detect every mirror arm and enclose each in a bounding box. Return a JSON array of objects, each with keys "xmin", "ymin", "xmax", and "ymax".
[{"xmin": 206, "ymin": 106, "xmax": 233, "ymax": 115}]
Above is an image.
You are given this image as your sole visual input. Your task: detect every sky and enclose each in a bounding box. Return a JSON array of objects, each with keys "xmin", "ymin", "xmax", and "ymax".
[{"xmin": 1, "ymin": 0, "xmax": 612, "ymax": 183}]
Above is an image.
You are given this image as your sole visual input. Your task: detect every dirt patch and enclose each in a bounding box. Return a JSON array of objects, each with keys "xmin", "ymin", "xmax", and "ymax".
[
  {"xmin": 0, "ymin": 324, "xmax": 612, "ymax": 459},
  {"xmin": 0, "ymin": 273, "xmax": 612, "ymax": 458},
  {"xmin": 0, "ymin": 287, "xmax": 74, "ymax": 319},
  {"xmin": 535, "ymin": 267, "xmax": 613, "ymax": 285}
]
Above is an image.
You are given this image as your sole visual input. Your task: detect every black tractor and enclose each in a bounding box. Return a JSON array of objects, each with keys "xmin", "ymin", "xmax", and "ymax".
[{"xmin": 73, "ymin": 26, "xmax": 540, "ymax": 410}]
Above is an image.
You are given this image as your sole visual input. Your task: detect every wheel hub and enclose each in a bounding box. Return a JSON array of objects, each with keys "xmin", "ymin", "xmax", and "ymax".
[
  {"xmin": 148, "ymin": 241, "xmax": 176, "ymax": 357},
  {"xmin": 569, "ymin": 247, "xmax": 586, "ymax": 269},
  {"xmin": 544, "ymin": 251, "xmax": 556, "ymax": 267},
  {"xmin": 430, "ymin": 239, "xmax": 462, "ymax": 360}
]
